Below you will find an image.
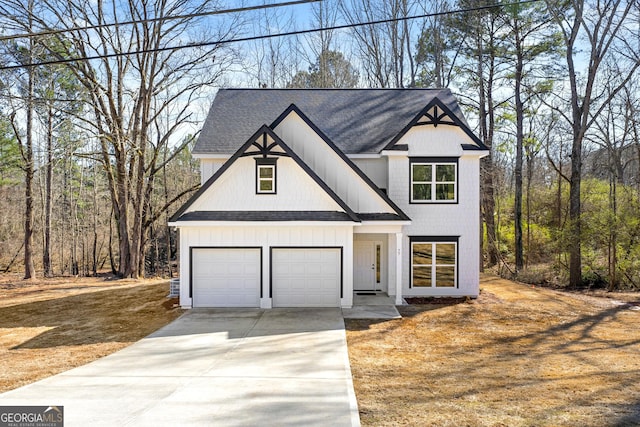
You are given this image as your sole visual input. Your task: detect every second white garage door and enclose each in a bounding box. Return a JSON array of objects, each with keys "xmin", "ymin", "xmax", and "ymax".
[
  {"xmin": 192, "ymin": 248, "xmax": 261, "ymax": 307},
  {"xmin": 271, "ymin": 248, "xmax": 341, "ymax": 307}
]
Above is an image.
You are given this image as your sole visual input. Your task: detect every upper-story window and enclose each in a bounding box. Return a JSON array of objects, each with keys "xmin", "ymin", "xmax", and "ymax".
[
  {"xmin": 256, "ymin": 158, "xmax": 277, "ymax": 194},
  {"xmin": 410, "ymin": 158, "xmax": 457, "ymax": 203}
]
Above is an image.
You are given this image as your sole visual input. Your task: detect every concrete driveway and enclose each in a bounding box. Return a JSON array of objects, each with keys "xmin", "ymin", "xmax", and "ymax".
[{"xmin": 0, "ymin": 308, "xmax": 360, "ymax": 426}]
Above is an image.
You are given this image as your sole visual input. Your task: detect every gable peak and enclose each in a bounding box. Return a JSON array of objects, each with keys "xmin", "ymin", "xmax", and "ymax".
[{"xmin": 240, "ymin": 126, "xmax": 288, "ymax": 158}]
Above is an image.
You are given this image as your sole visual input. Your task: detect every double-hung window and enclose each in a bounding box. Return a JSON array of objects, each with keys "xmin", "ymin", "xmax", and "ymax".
[
  {"xmin": 410, "ymin": 158, "xmax": 457, "ymax": 203},
  {"xmin": 411, "ymin": 237, "xmax": 458, "ymax": 288},
  {"xmin": 255, "ymin": 158, "xmax": 277, "ymax": 194}
]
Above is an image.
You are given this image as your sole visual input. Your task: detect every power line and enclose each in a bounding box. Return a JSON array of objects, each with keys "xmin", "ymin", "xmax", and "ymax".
[
  {"xmin": 0, "ymin": 0, "xmax": 542, "ymax": 71},
  {"xmin": 0, "ymin": 0, "xmax": 321, "ymax": 42}
]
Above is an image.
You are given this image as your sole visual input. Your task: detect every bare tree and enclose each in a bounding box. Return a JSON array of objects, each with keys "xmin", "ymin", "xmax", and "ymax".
[
  {"xmin": 414, "ymin": 0, "xmax": 458, "ymax": 88},
  {"xmin": 2, "ymin": 0, "xmax": 38, "ymax": 279},
  {"xmin": 305, "ymin": 0, "xmax": 340, "ymax": 87},
  {"xmin": 2, "ymin": 0, "xmax": 238, "ymax": 277},
  {"xmin": 287, "ymin": 49, "xmax": 359, "ymax": 88},
  {"xmin": 244, "ymin": 5, "xmax": 299, "ymax": 88},
  {"xmin": 339, "ymin": 0, "xmax": 417, "ymax": 87}
]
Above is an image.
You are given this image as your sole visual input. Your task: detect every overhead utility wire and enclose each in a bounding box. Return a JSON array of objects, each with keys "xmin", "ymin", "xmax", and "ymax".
[
  {"xmin": 0, "ymin": 0, "xmax": 542, "ymax": 71},
  {"xmin": 0, "ymin": 0, "xmax": 322, "ymax": 42}
]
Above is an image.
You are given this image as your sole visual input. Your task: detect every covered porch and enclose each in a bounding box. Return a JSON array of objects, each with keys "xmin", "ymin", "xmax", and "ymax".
[{"xmin": 349, "ymin": 223, "xmax": 406, "ymax": 318}]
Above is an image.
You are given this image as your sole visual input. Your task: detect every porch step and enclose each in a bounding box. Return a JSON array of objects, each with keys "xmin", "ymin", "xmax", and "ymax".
[{"xmin": 342, "ymin": 305, "xmax": 401, "ymax": 319}]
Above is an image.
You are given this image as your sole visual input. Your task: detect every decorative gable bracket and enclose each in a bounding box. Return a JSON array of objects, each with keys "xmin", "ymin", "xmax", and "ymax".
[
  {"xmin": 241, "ymin": 132, "xmax": 290, "ymax": 158},
  {"xmin": 415, "ymin": 104, "xmax": 457, "ymax": 128},
  {"xmin": 382, "ymin": 97, "xmax": 489, "ymax": 152}
]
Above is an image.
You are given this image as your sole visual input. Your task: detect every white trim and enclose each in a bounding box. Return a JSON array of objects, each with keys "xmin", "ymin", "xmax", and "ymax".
[
  {"xmin": 358, "ymin": 221, "xmax": 411, "ymax": 226},
  {"xmin": 461, "ymin": 151, "xmax": 490, "ymax": 159},
  {"xmin": 395, "ymin": 233, "xmax": 403, "ymax": 305},
  {"xmin": 192, "ymin": 153, "xmax": 231, "ymax": 159},
  {"xmin": 170, "ymin": 221, "xmax": 356, "ymax": 227},
  {"xmin": 380, "ymin": 150, "xmax": 408, "ymax": 157},
  {"xmin": 171, "ymin": 221, "xmax": 408, "ymax": 229},
  {"xmin": 347, "ymin": 153, "xmax": 382, "ymax": 159},
  {"xmin": 354, "ymin": 223, "xmax": 406, "ymax": 234},
  {"xmin": 194, "ymin": 151, "xmax": 488, "ymax": 160}
]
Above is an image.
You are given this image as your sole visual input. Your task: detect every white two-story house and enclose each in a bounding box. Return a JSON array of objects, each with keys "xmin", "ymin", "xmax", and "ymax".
[{"xmin": 169, "ymin": 89, "xmax": 489, "ymax": 309}]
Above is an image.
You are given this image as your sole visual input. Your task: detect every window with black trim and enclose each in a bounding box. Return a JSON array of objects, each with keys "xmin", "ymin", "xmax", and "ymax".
[
  {"xmin": 410, "ymin": 158, "xmax": 457, "ymax": 203},
  {"xmin": 255, "ymin": 158, "xmax": 277, "ymax": 194},
  {"xmin": 411, "ymin": 237, "xmax": 457, "ymax": 288}
]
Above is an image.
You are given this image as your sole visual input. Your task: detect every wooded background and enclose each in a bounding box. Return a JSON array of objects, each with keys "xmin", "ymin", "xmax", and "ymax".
[{"xmin": 0, "ymin": 0, "xmax": 638, "ymax": 289}]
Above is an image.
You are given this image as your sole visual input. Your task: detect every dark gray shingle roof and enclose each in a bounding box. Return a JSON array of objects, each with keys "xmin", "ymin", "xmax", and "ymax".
[{"xmin": 194, "ymin": 88, "xmax": 471, "ymax": 155}]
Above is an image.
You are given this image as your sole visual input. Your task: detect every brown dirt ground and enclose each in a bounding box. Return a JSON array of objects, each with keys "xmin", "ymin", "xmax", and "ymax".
[
  {"xmin": 0, "ymin": 275, "xmax": 183, "ymax": 393},
  {"xmin": 346, "ymin": 274, "xmax": 640, "ymax": 427}
]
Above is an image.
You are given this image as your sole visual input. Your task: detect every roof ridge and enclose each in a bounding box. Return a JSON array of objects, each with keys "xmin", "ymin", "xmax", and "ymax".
[{"xmin": 219, "ymin": 87, "xmax": 450, "ymax": 92}]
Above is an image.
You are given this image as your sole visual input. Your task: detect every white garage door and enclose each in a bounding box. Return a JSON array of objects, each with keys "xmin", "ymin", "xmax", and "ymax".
[
  {"xmin": 272, "ymin": 248, "xmax": 341, "ymax": 307},
  {"xmin": 192, "ymin": 248, "xmax": 260, "ymax": 307}
]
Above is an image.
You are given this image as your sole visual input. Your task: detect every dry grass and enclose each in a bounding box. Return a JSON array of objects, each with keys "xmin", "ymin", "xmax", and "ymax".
[
  {"xmin": 346, "ymin": 274, "xmax": 640, "ymax": 427},
  {"xmin": 0, "ymin": 275, "xmax": 183, "ymax": 393}
]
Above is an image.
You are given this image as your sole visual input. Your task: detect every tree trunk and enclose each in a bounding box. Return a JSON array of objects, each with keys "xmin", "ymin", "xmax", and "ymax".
[
  {"xmin": 108, "ymin": 209, "xmax": 117, "ymax": 275},
  {"xmin": 43, "ymin": 97, "xmax": 54, "ymax": 277},
  {"xmin": 526, "ymin": 150, "xmax": 534, "ymax": 269},
  {"xmin": 92, "ymin": 160, "xmax": 99, "ymax": 276},
  {"xmin": 514, "ymin": 28, "xmax": 524, "ymax": 272},
  {"xmin": 568, "ymin": 128, "xmax": 582, "ymax": 288},
  {"xmin": 478, "ymin": 25, "xmax": 498, "ymax": 267},
  {"xmin": 608, "ymin": 175, "xmax": 617, "ymax": 291},
  {"xmin": 23, "ymin": 12, "xmax": 36, "ymax": 280}
]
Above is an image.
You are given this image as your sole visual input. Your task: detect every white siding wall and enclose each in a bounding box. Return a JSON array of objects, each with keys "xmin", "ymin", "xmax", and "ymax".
[
  {"xmin": 274, "ymin": 113, "xmax": 395, "ymax": 214},
  {"xmin": 350, "ymin": 158, "xmax": 388, "ymax": 191},
  {"xmin": 200, "ymin": 159, "xmax": 226, "ymax": 185},
  {"xmin": 401, "ymin": 126, "xmax": 466, "ymax": 157},
  {"xmin": 188, "ymin": 157, "xmax": 344, "ymax": 212},
  {"xmin": 388, "ymin": 125, "xmax": 482, "ymax": 297},
  {"xmin": 178, "ymin": 225, "xmax": 354, "ymax": 308}
]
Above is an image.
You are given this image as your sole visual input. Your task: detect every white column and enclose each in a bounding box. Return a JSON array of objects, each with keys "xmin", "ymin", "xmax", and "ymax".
[
  {"xmin": 260, "ymin": 244, "xmax": 272, "ymax": 308},
  {"xmin": 395, "ymin": 232, "xmax": 403, "ymax": 305},
  {"xmin": 342, "ymin": 231, "xmax": 354, "ymax": 308},
  {"xmin": 179, "ymin": 228, "xmax": 192, "ymax": 309}
]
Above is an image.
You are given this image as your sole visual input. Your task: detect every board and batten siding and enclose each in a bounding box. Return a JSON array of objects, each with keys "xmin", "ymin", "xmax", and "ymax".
[
  {"xmin": 274, "ymin": 112, "xmax": 395, "ymax": 214},
  {"xmin": 178, "ymin": 225, "xmax": 354, "ymax": 308},
  {"xmin": 200, "ymin": 159, "xmax": 226, "ymax": 185},
  {"xmin": 188, "ymin": 157, "xmax": 345, "ymax": 213},
  {"xmin": 388, "ymin": 125, "xmax": 482, "ymax": 297},
  {"xmin": 350, "ymin": 158, "xmax": 388, "ymax": 191}
]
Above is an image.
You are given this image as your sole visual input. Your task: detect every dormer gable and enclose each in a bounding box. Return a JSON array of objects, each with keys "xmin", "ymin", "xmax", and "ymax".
[
  {"xmin": 382, "ymin": 97, "xmax": 489, "ymax": 153},
  {"xmin": 271, "ymin": 104, "xmax": 410, "ymax": 221},
  {"xmin": 169, "ymin": 125, "xmax": 360, "ymax": 223}
]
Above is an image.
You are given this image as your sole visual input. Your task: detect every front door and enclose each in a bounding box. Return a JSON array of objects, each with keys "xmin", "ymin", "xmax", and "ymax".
[{"xmin": 354, "ymin": 241, "xmax": 381, "ymax": 291}]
